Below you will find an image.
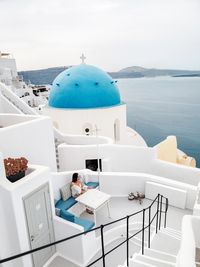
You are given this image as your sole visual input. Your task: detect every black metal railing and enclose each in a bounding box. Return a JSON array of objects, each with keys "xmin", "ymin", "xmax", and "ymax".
[{"xmin": 0, "ymin": 194, "xmax": 168, "ymax": 267}]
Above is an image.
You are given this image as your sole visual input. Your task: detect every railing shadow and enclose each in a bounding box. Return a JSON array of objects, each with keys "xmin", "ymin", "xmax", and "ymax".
[{"xmin": 0, "ymin": 194, "xmax": 168, "ymax": 267}]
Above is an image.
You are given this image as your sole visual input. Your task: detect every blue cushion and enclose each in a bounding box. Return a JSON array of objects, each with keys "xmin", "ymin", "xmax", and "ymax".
[
  {"xmin": 55, "ymin": 197, "xmax": 77, "ymax": 210},
  {"xmin": 74, "ymin": 217, "xmax": 95, "ymax": 231},
  {"xmin": 85, "ymin": 182, "xmax": 99, "ymax": 188},
  {"xmin": 60, "ymin": 210, "xmax": 75, "ymax": 222}
]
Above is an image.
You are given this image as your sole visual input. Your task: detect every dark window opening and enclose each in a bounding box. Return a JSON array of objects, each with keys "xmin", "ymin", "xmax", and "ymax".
[{"xmin": 86, "ymin": 159, "xmax": 102, "ymax": 172}]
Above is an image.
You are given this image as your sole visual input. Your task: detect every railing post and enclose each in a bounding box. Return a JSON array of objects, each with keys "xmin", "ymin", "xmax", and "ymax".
[
  {"xmin": 159, "ymin": 195, "xmax": 163, "ymax": 230},
  {"xmin": 142, "ymin": 209, "xmax": 145, "ymax": 255},
  {"xmin": 126, "ymin": 215, "xmax": 130, "ymax": 267},
  {"xmin": 148, "ymin": 206, "xmax": 151, "ymax": 248},
  {"xmin": 156, "ymin": 194, "xmax": 160, "ymax": 233},
  {"xmin": 164, "ymin": 198, "xmax": 168, "ymax": 228},
  {"xmin": 100, "ymin": 225, "xmax": 106, "ymax": 267}
]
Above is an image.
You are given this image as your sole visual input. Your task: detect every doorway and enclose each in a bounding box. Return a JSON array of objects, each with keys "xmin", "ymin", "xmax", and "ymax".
[{"xmin": 24, "ymin": 184, "xmax": 55, "ymax": 267}]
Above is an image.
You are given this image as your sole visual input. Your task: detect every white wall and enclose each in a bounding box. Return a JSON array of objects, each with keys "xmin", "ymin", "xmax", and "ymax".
[
  {"xmin": 62, "ymin": 134, "xmax": 112, "ymax": 145},
  {"xmin": 0, "ymin": 165, "xmax": 53, "ymax": 267},
  {"xmin": 43, "ymin": 104, "xmax": 128, "ymax": 143},
  {"xmin": 50, "ymin": 171, "xmax": 99, "ymax": 265},
  {"xmin": 50, "ymin": 170, "xmax": 97, "ymax": 201},
  {"xmin": 176, "ymin": 215, "xmax": 199, "ymax": 267},
  {"xmin": 58, "ymin": 142, "xmax": 200, "ymax": 188},
  {"xmin": 53, "ymin": 217, "xmax": 84, "ymax": 265},
  {"xmin": 0, "ymin": 114, "xmax": 57, "ymax": 171},
  {"xmin": 50, "ymin": 169, "xmax": 197, "ymax": 210},
  {"xmin": 98, "ymin": 172, "xmax": 196, "ymax": 209},
  {"xmin": 0, "ymin": 152, "xmax": 5, "ymax": 178},
  {"xmin": 0, "ymin": 58, "xmax": 18, "ymax": 77},
  {"xmin": 151, "ymin": 159, "xmax": 200, "ymax": 186},
  {"xmin": 58, "ymin": 143, "xmax": 155, "ymax": 172}
]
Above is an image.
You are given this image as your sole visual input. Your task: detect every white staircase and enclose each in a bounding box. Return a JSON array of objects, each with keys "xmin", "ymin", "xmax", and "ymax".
[
  {"xmin": 120, "ymin": 227, "xmax": 181, "ymax": 267},
  {"xmin": 0, "ymin": 82, "xmax": 64, "ymax": 170}
]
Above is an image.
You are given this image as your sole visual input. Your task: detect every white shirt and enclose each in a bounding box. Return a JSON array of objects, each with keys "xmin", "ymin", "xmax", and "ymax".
[{"xmin": 71, "ymin": 184, "xmax": 82, "ymax": 198}]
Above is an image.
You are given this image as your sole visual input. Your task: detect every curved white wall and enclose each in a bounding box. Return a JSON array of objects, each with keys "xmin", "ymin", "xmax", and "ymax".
[
  {"xmin": 43, "ymin": 104, "xmax": 127, "ymax": 142},
  {"xmin": 58, "ymin": 143, "xmax": 200, "ymax": 187}
]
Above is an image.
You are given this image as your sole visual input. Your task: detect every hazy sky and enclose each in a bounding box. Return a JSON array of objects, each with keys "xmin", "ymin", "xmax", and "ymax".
[{"xmin": 0, "ymin": 0, "xmax": 200, "ymax": 71}]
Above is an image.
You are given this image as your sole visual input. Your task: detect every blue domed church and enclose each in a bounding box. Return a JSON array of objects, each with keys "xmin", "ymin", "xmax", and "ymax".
[{"xmin": 43, "ymin": 55, "xmax": 145, "ymax": 145}]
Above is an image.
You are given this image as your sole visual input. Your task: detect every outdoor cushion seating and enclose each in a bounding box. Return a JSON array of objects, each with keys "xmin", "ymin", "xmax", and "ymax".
[
  {"xmin": 55, "ymin": 181, "xmax": 95, "ymax": 231},
  {"xmin": 85, "ymin": 181, "xmax": 99, "ymax": 188},
  {"xmin": 60, "ymin": 209, "xmax": 74, "ymax": 222},
  {"xmin": 55, "ymin": 196, "xmax": 77, "ymax": 211},
  {"xmin": 60, "ymin": 209, "xmax": 95, "ymax": 231},
  {"xmin": 74, "ymin": 216, "xmax": 95, "ymax": 231}
]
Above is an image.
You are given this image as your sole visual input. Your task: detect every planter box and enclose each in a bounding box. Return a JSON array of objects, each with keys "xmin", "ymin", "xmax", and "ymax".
[{"xmin": 7, "ymin": 171, "xmax": 25, "ymax": 183}]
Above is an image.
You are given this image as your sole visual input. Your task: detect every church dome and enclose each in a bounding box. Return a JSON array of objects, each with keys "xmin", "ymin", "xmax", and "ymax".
[{"xmin": 48, "ymin": 64, "xmax": 121, "ymax": 109}]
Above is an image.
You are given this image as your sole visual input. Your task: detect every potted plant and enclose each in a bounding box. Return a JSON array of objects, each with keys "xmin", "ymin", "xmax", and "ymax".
[{"xmin": 4, "ymin": 157, "xmax": 28, "ymax": 183}]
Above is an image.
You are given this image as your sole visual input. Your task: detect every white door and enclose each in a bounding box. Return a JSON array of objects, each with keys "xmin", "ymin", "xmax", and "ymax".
[{"xmin": 24, "ymin": 184, "xmax": 55, "ymax": 267}]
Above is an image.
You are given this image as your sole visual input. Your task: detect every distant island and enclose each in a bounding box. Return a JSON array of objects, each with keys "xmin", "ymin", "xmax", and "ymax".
[{"xmin": 19, "ymin": 66, "xmax": 200, "ymax": 85}]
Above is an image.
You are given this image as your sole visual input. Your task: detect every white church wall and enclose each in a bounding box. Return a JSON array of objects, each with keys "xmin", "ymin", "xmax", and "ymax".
[
  {"xmin": 0, "ymin": 114, "xmax": 57, "ymax": 171},
  {"xmin": 43, "ymin": 104, "xmax": 127, "ymax": 143},
  {"xmin": 63, "ymin": 134, "xmax": 112, "ymax": 145}
]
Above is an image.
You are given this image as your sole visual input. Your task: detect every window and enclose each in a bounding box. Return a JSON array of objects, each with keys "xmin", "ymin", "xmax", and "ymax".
[{"xmin": 86, "ymin": 159, "xmax": 102, "ymax": 172}]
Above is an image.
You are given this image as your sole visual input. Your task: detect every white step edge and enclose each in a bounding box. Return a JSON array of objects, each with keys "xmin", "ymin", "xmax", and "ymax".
[
  {"xmin": 162, "ymin": 227, "xmax": 181, "ymax": 236},
  {"xmin": 129, "ymin": 258, "xmax": 155, "ymax": 267},
  {"xmin": 162, "ymin": 229, "xmax": 181, "ymax": 239},
  {"xmin": 163, "ymin": 227, "xmax": 181, "ymax": 235},
  {"xmin": 144, "ymin": 248, "xmax": 176, "ymax": 263},
  {"xmin": 135, "ymin": 254, "xmax": 176, "ymax": 267},
  {"xmin": 160, "ymin": 230, "xmax": 181, "ymax": 241}
]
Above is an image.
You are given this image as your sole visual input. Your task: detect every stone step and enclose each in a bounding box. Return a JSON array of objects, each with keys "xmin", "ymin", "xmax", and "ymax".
[
  {"xmin": 144, "ymin": 248, "xmax": 176, "ymax": 263},
  {"xmin": 133, "ymin": 254, "xmax": 175, "ymax": 267},
  {"xmin": 151, "ymin": 232, "xmax": 180, "ymax": 256},
  {"xmin": 129, "ymin": 258, "xmax": 155, "ymax": 267},
  {"xmin": 161, "ymin": 228, "xmax": 181, "ymax": 239}
]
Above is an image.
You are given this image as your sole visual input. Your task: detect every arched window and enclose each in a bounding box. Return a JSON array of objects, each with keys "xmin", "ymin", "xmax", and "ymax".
[
  {"xmin": 114, "ymin": 119, "xmax": 120, "ymax": 142},
  {"xmin": 82, "ymin": 123, "xmax": 93, "ymax": 136}
]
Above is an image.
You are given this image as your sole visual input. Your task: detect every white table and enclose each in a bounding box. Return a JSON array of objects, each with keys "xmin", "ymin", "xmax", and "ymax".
[{"xmin": 76, "ymin": 189, "xmax": 111, "ymax": 225}]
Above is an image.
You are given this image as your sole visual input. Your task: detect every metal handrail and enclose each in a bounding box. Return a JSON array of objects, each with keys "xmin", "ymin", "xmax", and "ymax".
[{"xmin": 0, "ymin": 194, "xmax": 168, "ymax": 267}]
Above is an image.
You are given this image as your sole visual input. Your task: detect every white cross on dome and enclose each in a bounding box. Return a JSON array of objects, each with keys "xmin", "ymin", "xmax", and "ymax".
[{"xmin": 80, "ymin": 53, "xmax": 86, "ymax": 64}]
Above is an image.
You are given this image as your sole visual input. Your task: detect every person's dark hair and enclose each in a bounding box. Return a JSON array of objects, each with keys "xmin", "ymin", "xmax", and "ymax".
[{"xmin": 72, "ymin": 172, "xmax": 78, "ymax": 183}]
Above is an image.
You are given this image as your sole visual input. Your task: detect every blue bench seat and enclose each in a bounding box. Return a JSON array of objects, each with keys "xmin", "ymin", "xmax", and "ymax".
[
  {"xmin": 85, "ymin": 182, "xmax": 99, "ymax": 188},
  {"xmin": 55, "ymin": 196, "xmax": 77, "ymax": 211},
  {"xmin": 74, "ymin": 217, "xmax": 95, "ymax": 231},
  {"xmin": 60, "ymin": 210, "xmax": 94, "ymax": 231}
]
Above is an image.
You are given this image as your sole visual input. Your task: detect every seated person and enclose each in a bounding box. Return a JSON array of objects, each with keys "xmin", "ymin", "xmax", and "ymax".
[
  {"xmin": 71, "ymin": 172, "xmax": 88, "ymax": 198},
  {"xmin": 71, "ymin": 172, "xmax": 93, "ymax": 214}
]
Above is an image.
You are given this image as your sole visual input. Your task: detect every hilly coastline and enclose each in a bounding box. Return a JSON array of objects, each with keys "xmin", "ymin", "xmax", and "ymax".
[{"xmin": 19, "ymin": 66, "xmax": 200, "ymax": 85}]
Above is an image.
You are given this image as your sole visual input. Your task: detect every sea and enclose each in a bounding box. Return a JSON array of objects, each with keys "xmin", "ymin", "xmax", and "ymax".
[{"xmin": 117, "ymin": 77, "xmax": 200, "ymax": 167}]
